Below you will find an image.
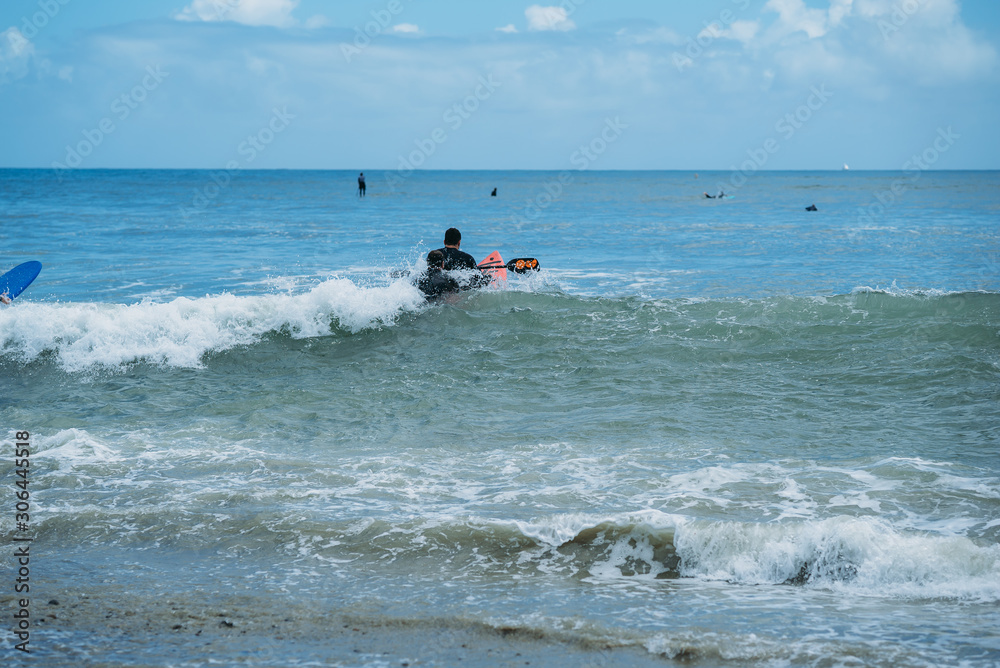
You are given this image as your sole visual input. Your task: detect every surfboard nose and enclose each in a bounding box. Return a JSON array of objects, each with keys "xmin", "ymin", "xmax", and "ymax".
[{"xmin": 0, "ymin": 261, "xmax": 42, "ymax": 301}]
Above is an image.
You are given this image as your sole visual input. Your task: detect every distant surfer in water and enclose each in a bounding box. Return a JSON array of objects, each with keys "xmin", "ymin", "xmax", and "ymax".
[
  {"xmin": 703, "ymin": 190, "xmax": 725, "ymax": 199},
  {"xmin": 358, "ymin": 172, "xmax": 366, "ymax": 197},
  {"xmin": 491, "ymin": 188, "xmax": 497, "ymax": 197},
  {"xmin": 806, "ymin": 204, "xmax": 818, "ymax": 211}
]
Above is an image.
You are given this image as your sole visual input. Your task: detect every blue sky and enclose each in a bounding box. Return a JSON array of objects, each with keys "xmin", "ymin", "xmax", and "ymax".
[{"xmin": 1, "ymin": 0, "xmax": 998, "ymax": 170}]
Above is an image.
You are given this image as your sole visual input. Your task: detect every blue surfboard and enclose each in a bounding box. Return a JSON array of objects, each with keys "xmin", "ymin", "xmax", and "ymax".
[{"xmin": 0, "ymin": 261, "xmax": 42, "ymax": 302}]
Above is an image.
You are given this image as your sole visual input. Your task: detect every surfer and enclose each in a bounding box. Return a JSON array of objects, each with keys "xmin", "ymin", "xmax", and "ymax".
[
  {"xmin": 0, "ymin": 293, "xmax": 10, "ymax": 305},
  {"xmin": 491, "ymin": 188, "xmax": 497, "ymax": 197},
  {"xmin": 417, "ymin": 250, "xmax": 461, "ymax": 298},
  {"xmin": 806, "ymin": 204, "xmax": 818, "ymax": 211},
  {"xmin": 358, "ymin": 172, "xmax": 366, "ymax": 197},
  {"xmin": 435, "ymin": 228, "xmax": 488, "ymax": 289},
  {"xmin": 438, "ymin": 228, "xmax": 476, "ymax": 270}
]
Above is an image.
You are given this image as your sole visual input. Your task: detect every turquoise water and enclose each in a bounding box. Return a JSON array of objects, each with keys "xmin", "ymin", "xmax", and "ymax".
[{"xmin": 1, "ymin": 169, "xmax": 999, "ymax": 665}]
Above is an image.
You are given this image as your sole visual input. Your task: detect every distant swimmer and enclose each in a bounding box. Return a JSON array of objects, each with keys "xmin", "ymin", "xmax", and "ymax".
[
  {"xmin": 358, "ymin": 172, "xmax": 366, "ymax": 197},
  {"xmin": 806, "ymin": 204, "xmax": 818, "ymax": 211},
  {"xmin": 704, "ymin": 190, "xmax": 726, "ymax": 199},
  {"xmin": 417, "ymin": 249, "xmax": 461, "ymax": 298},
  {"xmin": 491, "ymin": 188, "xmax": 497, "ymax": 197}
]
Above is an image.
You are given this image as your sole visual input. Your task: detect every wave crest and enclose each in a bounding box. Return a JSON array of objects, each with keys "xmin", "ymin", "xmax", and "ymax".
[{"xmin": 0, "ymin": 277, "xmax": 425, "ymax": 372}]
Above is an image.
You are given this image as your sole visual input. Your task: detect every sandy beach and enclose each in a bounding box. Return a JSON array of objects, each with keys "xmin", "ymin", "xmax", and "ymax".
[{"xmin": 7, "ymin": 588, "xmax": 679, "ymax": 667}]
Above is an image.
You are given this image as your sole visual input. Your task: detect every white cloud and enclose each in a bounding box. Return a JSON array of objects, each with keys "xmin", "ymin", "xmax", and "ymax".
[
  {"xmin": 496, "ymin": 24, "xmax": 518, "ymax": 34},
  {"xmin": 764, "ymin": 0, "xmax": 831, "ymax": 39},
  {"xmin": 755, "ymin": 0, "xmax": 996, "ymax": 84},
  {"xmin": 697, "ymin": 22, "xmax": 725, "ymax": 41},
  {"xmin": 828, "ymin": 0, "xmax": 854, "ymax": 27},
  {"xmin": 175, "ymin": 0, "xmax": 300, "ymax": 28},
  {"xmin": 860, "ymin": 0, "xmax": 996, "ymax": 82},
  {"xmin": 304, "ymin": 15, "xmax": 330, "ymax": 30},
  {"xmin": 618, "ymin": 26, "xmax": 684, "ymax": 47},
  {"xmin": 693, "ymin": 18, "xmax": 760, "ymax": 47},
  {"xmin": 525, "ymin": 6, "xmax": 576, "ymax": 32},
  {"xmin": 727, "ymin": 20, "xmax": 761, "ymax": 44},
  {"xmin": 391, "ymin": 24, "xmax": 420, "ymax": 34},
  {"xmin": 1, "ymin": 27, "xmax": 35, "ymax": 84}
]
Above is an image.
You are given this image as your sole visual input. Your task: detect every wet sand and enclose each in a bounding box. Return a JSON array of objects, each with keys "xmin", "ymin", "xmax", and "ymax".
[{"xmin": 6, "ymin": 591, "xmax": 682, "ymax": 667}]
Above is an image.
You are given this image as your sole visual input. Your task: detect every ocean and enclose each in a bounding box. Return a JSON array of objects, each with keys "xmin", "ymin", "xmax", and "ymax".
[{"xmin": 1, "ymin": 169, "xmax": 998, "ymax": 667}]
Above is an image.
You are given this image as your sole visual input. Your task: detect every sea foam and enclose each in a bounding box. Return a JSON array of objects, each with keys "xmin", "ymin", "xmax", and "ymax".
[
  {"xmin": 674, "ymin": 516, "xmax": 1000, "ymax": 601},
  {"xmin": 0, "ymin": 277, "xmax": 425, "ymax": 372}
]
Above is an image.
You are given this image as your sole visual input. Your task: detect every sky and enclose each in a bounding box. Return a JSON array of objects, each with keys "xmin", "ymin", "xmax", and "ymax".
[{"xmin": 1, "ymin": 0, "xmax": 998, "ymax": 170}]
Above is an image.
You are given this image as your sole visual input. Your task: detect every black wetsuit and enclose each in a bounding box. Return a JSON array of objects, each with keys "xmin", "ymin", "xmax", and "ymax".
[
  {"xmin": 438, "ymin": 247, "xmax": 477, "ymax": 271},
  {"xmin": 417, "ymin": 268, "xmax": 461, "ymax": 298},
  {"xmin": 437, "ymin": 247, "xmax": 488, "ymax": 289}
]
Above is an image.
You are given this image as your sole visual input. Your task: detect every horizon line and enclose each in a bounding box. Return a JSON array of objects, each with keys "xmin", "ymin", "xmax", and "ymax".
[{"xmin": 2, "ymin": 167, "xmax": 998, "ymax": 173}]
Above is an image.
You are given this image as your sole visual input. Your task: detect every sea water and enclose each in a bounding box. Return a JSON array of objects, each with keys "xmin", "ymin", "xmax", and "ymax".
[{"xmin": 1, "ymin": 169, "xmax": 998, "ymax": 666}]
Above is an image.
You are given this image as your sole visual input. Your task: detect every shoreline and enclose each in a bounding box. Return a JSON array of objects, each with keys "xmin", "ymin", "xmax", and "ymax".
[{"xmin": 3, "ymin": 591, "xmax": 681, "ymax": 667}]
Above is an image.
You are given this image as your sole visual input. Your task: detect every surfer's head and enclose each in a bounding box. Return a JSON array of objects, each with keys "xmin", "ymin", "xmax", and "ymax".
[
  {"xmin": 444, "ymin": 228, "xmax": 461, "ymax": 246},
  {"xmin": 426, "ymin": 249, "xmax": 445, "ymax": 269}
]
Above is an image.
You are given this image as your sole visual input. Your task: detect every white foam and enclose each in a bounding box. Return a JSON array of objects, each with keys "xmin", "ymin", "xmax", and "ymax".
[
  {"xmin": 849, "ymin": 283, "xmax": 952, "ymax": 298},
  {"xmin": 827, "ymin": 493, "xmax": 881, "ymax": 512},
  {"xmin": 774, "ymin": 478, "xmax": 819, "ymax": 519},
  {"xmin": 588, "ymin": 528, "xmax": 670, "ymax": 581},
  {"xmin": 0, "ymin": 277, "xmax": 426, "ymax": 371},
  {"xmin": 675, "ymin": 516, "xmax": 1000, "ymax": 601},
  {"xmin": 934, "ymin": 473, "xmax": 1000, "ymax": 499},
  {"xmin": 30, "ymin": 429, "xmax": 123, "ymax": 468}
]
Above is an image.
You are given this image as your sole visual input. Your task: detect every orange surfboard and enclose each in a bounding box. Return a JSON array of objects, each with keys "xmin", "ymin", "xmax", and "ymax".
[{"xmin": 477, "ymin": 251, "xmax": 508, "ymax": 286}]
